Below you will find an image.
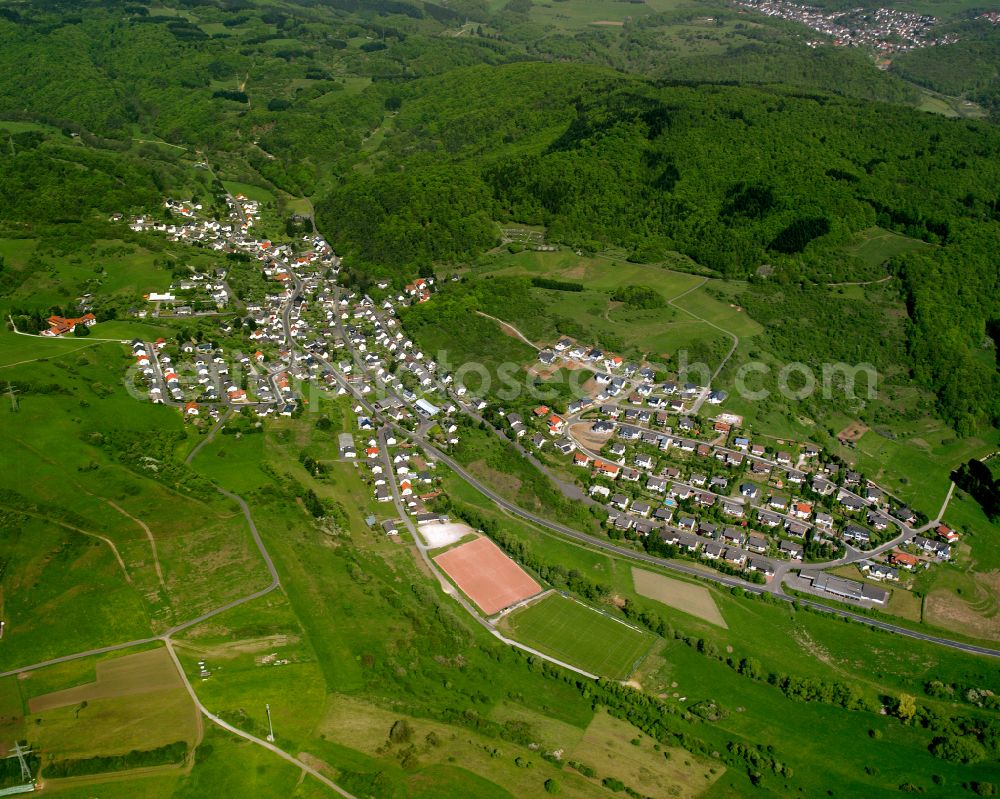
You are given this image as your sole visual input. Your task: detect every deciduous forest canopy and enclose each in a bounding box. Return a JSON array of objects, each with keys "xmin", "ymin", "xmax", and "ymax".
[{"xmin": 0, "ymin": 0, "xmax": 998, "ymax": 434}]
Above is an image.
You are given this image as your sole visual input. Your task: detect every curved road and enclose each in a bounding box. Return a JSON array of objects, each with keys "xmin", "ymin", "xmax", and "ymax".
[
  {"xmin": 413, "ymin": 435, "xmax": 1000, "ymax": 659},
  {"xmin": 377, "ymin": 428, "xmax": 599, "ymax": 680},
  {"xmin": 0, "ymin": 480, "xmax": 356, "ymax": 796},
  {"xmin": 164, "ymin": 640, "xmax": 357, "ymax": 799},
  {"xmin": 184, "ymin": 408, "xmax": 233, "ymax": 465}
]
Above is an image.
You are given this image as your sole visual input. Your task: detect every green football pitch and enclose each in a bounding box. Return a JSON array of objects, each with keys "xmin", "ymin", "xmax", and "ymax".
[{"xmin": 504, "ymin": 593, "xmax": 653, "ymax": 680}]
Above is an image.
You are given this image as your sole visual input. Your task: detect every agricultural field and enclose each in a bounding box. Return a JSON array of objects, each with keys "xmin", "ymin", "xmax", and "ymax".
[
  {"xmin": 844, "ymin": 420, "xmax": 998, "ymax": 518},
  {"xmin": 0, "ymin": 329, "xmax": 107, "ymax": 368},
  {"xmin": 0, "ymin": 648, "xmax": 199, "ymax": 790},
  {"xmin": 317, "ymin": 693, "xmax": 600, "ymax": 798},
  {"xmin": 642, "ymin": 636, "xmax": 1000, "ymax": 799},
  {"xmin": 27, "ymin": 648, "xmax": 184, "ymax": 712},
  {"xmin": 431, "ymin": 248, "xmax": 755, "ymax": 371},
  {"xmin": 26, "ymin": 649, "xmax": 199, "ymax": 763},
  {"xmin": 474, "ymin": 250, "xmax": 754, "ymax": 364},
  {"xmin": 221, "ymin": 181, "xmax": 275, "ymax": 204},
  {"xmin": 1, "ymin": 235, "xmax": 214, "ymax": 314},
  {"xmin": 171, "ymin": 594, "xmax": 328, "ymax": 748},
  {"xmin": 922, "ymin": 567, "xmax": 1000, "ymax": 642},
  {"xmin": 0, "ymin": 237, "xmax": 38, "ymax": 268},
  {"xmin": 0, "ymin": 335, "xmax": 273, "ymax": 668},
  {"xmin": 501, "ymin": 593, "xmax": 654, "ymax": 679},
  {"xmin": 632, "ymin": 568, "xmax": 728, "ymax": 628},
  {"xmin": 478, "ymin": 249, "xmax": 705, "ymax": 297},
  {"xmin": 516, "ymin": 0, "xmax": 689, "ymax": 31}
]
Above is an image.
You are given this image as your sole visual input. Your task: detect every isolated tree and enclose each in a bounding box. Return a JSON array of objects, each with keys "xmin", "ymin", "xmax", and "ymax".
[
  {"xmin": 389, "ymin": 720, "xmax": 413, "ymax": 744},
  {"xmin": 896, "ymin": 693, "xmax": 917, "ymax": 724}
]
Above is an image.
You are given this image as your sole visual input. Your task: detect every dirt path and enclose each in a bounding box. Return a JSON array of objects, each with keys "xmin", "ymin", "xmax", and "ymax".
[
  {"xmin": 132, "ymin": 138, "xmax": 188, "ymax": 151},
  {"xmin": 665, "ymin": 278, "xmax": 740, "ymax": 382},
  {"xmin": 824, "ymin": 275, "xmax": 893, "ymax": 288},
  {"xmin": 0, "ymin": 504, "xmax": 132, "ymax": 584},
  {"xmin": 474, "ymin": 311, "xmax": 540, "ymax": 351},
  {"xmin": 185, "ymin": 409, "xmax": 233, "ymax": 465},
  {"xmin": 106, "ymin": 500, "xmax": 166, "ymax": 588}
]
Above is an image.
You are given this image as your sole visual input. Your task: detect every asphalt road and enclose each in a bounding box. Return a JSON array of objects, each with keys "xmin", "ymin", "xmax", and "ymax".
[
  {"xmin": 377, "ymin": 428, "xmax": 599, "ymax": 680},
  {"xmin": 317, "ymin": 304, "xmax": 1000, "ymax": 661},
  {"xmin": 414, "ymin": 436, "xmax": 1000, "ymax": 659}
]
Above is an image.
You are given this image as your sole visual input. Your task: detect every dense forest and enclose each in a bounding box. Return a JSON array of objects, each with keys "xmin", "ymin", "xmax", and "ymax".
[{"xmin": 319, "ymin": 65, "xmax": 1000, "ymax": 431}]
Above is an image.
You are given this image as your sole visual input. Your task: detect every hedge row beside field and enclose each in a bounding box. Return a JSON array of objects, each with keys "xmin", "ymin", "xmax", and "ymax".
[{"xmin": 45, "ymin": 741, "xmax": 188, "ymax": 778}]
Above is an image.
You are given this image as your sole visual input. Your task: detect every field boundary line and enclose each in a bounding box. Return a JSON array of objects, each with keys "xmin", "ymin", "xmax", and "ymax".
[
  {"xmin": 562, "ymin": 592, "xmax": 646, "ymax": 634},
  {"xmin": 493, "ymin": 588, "xmax": 554, "ymax": 621}
]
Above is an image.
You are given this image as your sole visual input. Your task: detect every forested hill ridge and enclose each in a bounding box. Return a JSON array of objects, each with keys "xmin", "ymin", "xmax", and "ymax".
[
  {"xmin": 0, "ymin": 0, "xmax": 997, "ymax": 437},
  {"xmin": 317, "ymin": 63, "xmax": 1000, "ymax": 433}
]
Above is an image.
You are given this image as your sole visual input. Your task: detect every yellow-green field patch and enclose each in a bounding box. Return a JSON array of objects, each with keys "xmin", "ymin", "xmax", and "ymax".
[
  {"xmin": 0, "ymin": 678, "xmax": 24, "ymax": 752},
  {"xmin": 22, "ymin": 649, "xmax": 199, "ymax": 763},
  {"xmin": 924, "ymin": 571, "xmax": 1000, "ymax": 641},
  {"xmin": 568, "ymin": 709, "xmax": 723, "ymax": 799},
  {"xmin": 632, "ymin": 568, "xmax": 728, "ymax": 628},
  {"xmin": 221, "ymin": 180, "xmax": 275, "ymax": 203},
  {"xmin": 28, "ymin": 648, "xmax": 183, "ymax": 712},
  {"xmin": 317, "ymin": 694, "xmax": 603, "ymax": 798},
  {"xmin": 840, "ymin": 226, "xmax": 934, "ymax": 268}
]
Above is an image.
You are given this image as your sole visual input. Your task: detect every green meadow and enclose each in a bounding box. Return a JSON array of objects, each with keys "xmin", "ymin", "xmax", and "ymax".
[
  {"xmin": 0, "ymin": 335, "xmax": 272, "ymax": 667},
  {"xmin": 840, "ymin": 226, "xmax": 935, "ymax": 269},
  {"xmin": 222, "ymin": 181, "xmax": 276, "ymax": 204}
]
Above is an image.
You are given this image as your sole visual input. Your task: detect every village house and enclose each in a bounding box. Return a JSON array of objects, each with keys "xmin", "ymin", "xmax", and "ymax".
[
  {"xmin": 842, "ymin": 524, "xmax": 871, "ymax": 545},
  {"xmin": 635, "ymin": 454, "xmax": 655, "ymax": 474},
  {"xmin": 748, "ymin": 557, "xmax": 774, "ymax": 576},
  {"xmin": 863, "ymin": 562, "xmax": 899, "ymax": 581},
  {"xmin": 912, "ymin": 535, "xmax": 950, "ymax": 559},
  {"xmin": 779, "ymin": 540, "xmax": 803, "ymax": 560},
  {"xmin": 42, "ymin": 313, "xmax": 97, "ymax": 337}
]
